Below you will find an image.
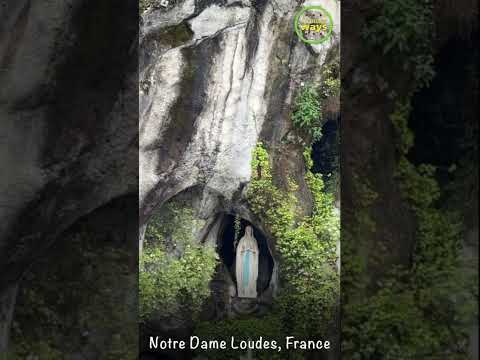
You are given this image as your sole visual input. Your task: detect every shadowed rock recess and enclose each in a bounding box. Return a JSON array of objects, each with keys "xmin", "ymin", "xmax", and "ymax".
[
  {"xmin": 139, "ymin": 0, "xmax": 340, "ymax": 358},
  {"xmin": 1, "ymin": 0, "xmax": 138, "ymax": 357}
]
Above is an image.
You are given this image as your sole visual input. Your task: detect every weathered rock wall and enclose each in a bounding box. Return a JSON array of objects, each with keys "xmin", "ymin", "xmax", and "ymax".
[
  {"xmin": 139, "ymin": 0, "xmax": 341, "ymax": 346},
  {"xmin": 139, "ymin": 0, "xmax": 340, "ymax": 234},
  {"xmin": 0, "ymin": 0, "xmax": 138, "ymax": 353}
]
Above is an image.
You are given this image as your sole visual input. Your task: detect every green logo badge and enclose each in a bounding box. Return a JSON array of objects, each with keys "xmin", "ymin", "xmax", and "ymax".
[{"xmin": 294, "ymin": 5, "xmax": 334, "ymax": 45}]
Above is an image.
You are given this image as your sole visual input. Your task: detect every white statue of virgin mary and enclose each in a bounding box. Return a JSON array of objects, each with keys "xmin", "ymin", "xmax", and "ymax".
[{"xmin": 235, "ymin": 226, "xmax": 259, "ymax": 298}]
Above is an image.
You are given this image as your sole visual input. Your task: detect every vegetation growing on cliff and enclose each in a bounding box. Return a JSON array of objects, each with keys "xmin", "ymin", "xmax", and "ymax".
[
  {"xmin": 292, "ymin": 85, "xmax": 323, "ymax": 141},
  {"xmin": 196, "ymin": 143, "xmax": 340, "ymax": 358},
  {"xmin": 139, "ymin": 202, "xmax": 217, "ymax": 321},
  {"xmin": 342, "ymin": 0, "xmax": 478, "ymax": 357},
  {"xmin": 9, "ymin": 228, "xmax": 137, "ymax": 359},
  {"xmin": 363, "ymin": 0, "xmax": 435, "ymax": 87},
  {"xmin": 292, "ymin": 59, "xmax": 340, "ymax": 143},
  {"xmin": 250, "ymin": 144, "xmax": 339, "ymax": 333},
  {"xmin": 343, "ymin": 101, "xmax": 476, "ymax": 359}
]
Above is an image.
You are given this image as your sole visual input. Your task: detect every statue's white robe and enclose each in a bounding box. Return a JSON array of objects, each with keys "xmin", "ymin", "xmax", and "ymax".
[{"xmin": 235, "ymin": 226, "xmax": 259, "ymax": 298}]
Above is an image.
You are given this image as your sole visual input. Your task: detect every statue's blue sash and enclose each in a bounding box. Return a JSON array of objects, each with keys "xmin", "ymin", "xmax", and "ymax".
[{"xmin": 242, "ymin": 250, "xmax": 252, "ymax": 289}]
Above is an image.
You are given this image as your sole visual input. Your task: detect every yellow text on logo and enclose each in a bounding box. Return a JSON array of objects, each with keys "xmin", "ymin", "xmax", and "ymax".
[{"xmin": 301, "ymin": 23, "xmax": 328, "ymax": 32}]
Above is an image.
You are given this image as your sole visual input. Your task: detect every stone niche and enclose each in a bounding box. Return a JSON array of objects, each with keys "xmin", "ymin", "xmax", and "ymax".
[{"xmin": 210, "ymin": 213, "xmax": 275, "ymax": 316}]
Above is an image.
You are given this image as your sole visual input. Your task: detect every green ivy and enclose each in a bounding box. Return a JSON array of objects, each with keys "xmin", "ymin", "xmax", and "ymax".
[
  {"xmin": 9, "ymin": 229, "xmax": 137, "ymax": 359},
  {"xmin": 248, "ymin": 144, "xmax": 339, "ymax": 337},
  {"xmin": 320, "ymin": 58, "xmax": 340, "ymax": 99},
  {"xmin": 342, "ymin": 101, "xmax": 476, "ymax": 359},
  {"xmin": 363, "ymin": 0, "xmax": 435, "ymax": 88},
  {"xmin": 391, "ymin": 101, "xmax": 464, "ymax": 287},
  {"xmin": 194, "ymin": 144, "xmax": 340, "ymax": 359},
  {"xmin": 140, "ymin": 203, "xmax": 217, "ymax": 321}
]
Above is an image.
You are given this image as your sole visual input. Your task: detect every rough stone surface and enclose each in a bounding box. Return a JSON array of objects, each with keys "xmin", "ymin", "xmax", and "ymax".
[
  {"xmin": 0, "ymin": 0, "xmax": 138, "ymax": 354},
  {"xmin": 140, "ymin": 0, "xmax": 341, "ymax": 228},
  {"xmin": 139, "ymin": 0, "xmax": 341, "ymax": 344}
]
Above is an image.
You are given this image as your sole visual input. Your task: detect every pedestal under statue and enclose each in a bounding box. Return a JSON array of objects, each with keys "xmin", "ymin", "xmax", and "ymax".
[{"xmin": 235, "ymin": 226, "xmax": 259, "ymax": 298}]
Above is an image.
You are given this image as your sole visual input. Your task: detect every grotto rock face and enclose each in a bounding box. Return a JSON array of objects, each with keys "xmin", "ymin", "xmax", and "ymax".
[
  {"xmin": 139, "ymin": 0, "xmax": 340, "ymax": 336},
  {"xmin": 139, "ymin": 0, "xmax": 340, "ymax": 227},
  {"xmin": 0, "ymin": 0, "xmax": 137, "ymax": 353},
  {"xmin": 0, "ymin": 0, "xmax": 137, "ymax": 279}
]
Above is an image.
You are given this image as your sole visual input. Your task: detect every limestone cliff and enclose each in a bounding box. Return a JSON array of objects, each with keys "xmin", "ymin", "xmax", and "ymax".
[
  {"xmin": 0, "ymin": 0, "xmax": 138, "ymax": 354},
  {"xmin": 139, "ymin": 0, "xmax": 340, "ymax": 238},
  {"xmin": 139, "ymin": 0, "xmax": 341, "ymax": 351}
]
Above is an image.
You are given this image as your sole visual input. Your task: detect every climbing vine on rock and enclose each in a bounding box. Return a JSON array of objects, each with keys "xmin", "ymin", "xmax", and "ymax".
[
  {"xmin": 341, "ymin": 0, "xmax": 478, "ymax": 357},
  {"xmin": 9, "ymin": 229, "xmax": 137, "ymax": 359},
  {"xmin": 392, "ymin": 101, "xmax": 465, "ymax": 288},
  {"xmin": 343, "ymin": 101, "xmax": 476, "ymax": 359},
  {"xmin": 248, "ymin": 143, "xmax": 340, "ymax": 337},
  {"xmin": 194, "ymin": 143, "xmax": 340, "ymax": 359}
]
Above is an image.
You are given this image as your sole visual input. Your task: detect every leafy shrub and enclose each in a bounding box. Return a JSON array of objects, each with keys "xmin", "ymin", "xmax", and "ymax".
[
  {"xmin": 363, "ymin": 0, "xmax": 435, "ymax": 87},
  {"xmin": 292, "ymin": 85, "xmax": 323, "ymax": 142},
  {"xmin": 247, "ymin": 144, "xmax": 340, "ymax": 338},
  {"xmin": 342, "ymin": 101, "xmax": 476, "ymax": 359},
  {"xmin": 9, "ymin": 229, "xmax": 137, "ymax": 359},
  {"xmin": 320, "ymin": 59, "xmax": 340, "ymax": 99},
  {"xmin": 140, "ymin": 203, "xmax": 217, "ymax": 321},
  {"xmin": 140, "ymin": 244, "xmax": 217, "ymax": 320},
  {"xmin": 292, "ymin": 59, "xmax": 340, "ymax": 143},
  {"xmin": 192, "ymin": 144, "xmax": 340, "ymax": 359}
]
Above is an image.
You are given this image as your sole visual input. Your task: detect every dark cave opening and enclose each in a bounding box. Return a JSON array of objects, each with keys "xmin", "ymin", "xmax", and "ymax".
[
  {"xmin": 217, "ymin": 214, "xmax": 274, "ymax": 294},
  {"xmin": 312, "ymin": 118, "xmax": 339, "ymax": 174},
  {"xmin": 408, "ymin": 36, "xmax": 478, "ymax": 187},
  {"xmin": 312, "ymin": 118, "xmax": 340, "ymax": 195}
]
